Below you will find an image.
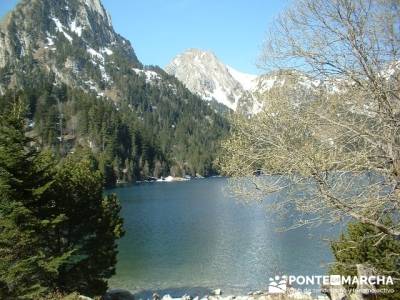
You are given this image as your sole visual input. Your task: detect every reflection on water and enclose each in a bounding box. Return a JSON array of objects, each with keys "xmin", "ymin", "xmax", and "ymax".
[{"xmin": 108, "ymin": 177, "xmax": 342, "ymax": 295}]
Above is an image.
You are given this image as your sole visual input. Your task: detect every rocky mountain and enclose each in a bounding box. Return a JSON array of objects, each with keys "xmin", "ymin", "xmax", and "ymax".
[
  {"xmin": 165, "ymin": 49, "xmax": 255, "ymax": 111},
  {"xmin": 166, "ymin": 49, "xmax": 400, "ymax": 116},
  {"xmin": 0, "ymin": 0, "xmax": 142, "ymax": 98},
  {"xmin": 165, "ymin": 49, "xmax": 319, "ymax": 114},
  {"xmin": 0, "ymin": 0, "xmax": 229, "ymax": 185}
]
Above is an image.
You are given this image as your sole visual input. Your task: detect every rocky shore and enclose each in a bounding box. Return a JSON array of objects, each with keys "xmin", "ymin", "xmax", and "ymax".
[{"xmin": 94, "ymin": 288, "xmax": 329, "ymax": 300}]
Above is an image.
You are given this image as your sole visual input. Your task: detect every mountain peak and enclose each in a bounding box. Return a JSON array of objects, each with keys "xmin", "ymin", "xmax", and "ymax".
[
  {"xmin": 165, "ymin": 49, "xmax": 261, "ymax": 112},
  {"xmin": 180, "ymin": 48, "xmax": 217, "ymax": 58},
  {"xmin": 165, "ymin": 49, "xmax": 246, "ymax": 110},
  {"xmin": 0, "ymin": 0, "xmax": 141, "ymax": 98},
  {"xmin": 83, "ymin": 0, "xmax": 108, "ymax": 18},
  {"xmin": 166, "ymin": 48, "xmax": 219, "ymax": 73}
]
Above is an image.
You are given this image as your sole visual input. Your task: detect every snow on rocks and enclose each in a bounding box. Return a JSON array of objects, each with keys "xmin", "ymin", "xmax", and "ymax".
[
  {"xmin": 46, "ymin": 36, "xmax": 55, "ymax": 46},
  {"xmin": 99, "ymin": 65, "xmax": 110, "ymax": 82},
  {"xmin": 84, "ymin": 80, "xmax": 98, "ymax": 92},
  {"xmin": 133, "ymin": 68, "xmax": 162, "ymax": 83},
  {"xmin": 227, "ymin": 66, "xmax": 257, "ymax": 91},
  {"xmin": 156, "ymin": 176, "xmax": 189, "ymax": 182},
  {"xmin": 51, "ymin": 17, "xmax": 73, "ymax": 43},
  {"xmin": 70, "ymin": 19, "xmax": 83, "ymax": 37},
  {"xmin": 87, "ymin": 47, "xmax": 104, "ymax": 63},
  {"xmin": 101, "ymin": 47, "xmax": 114, "ymax": 56},
  {"xmin": 87, "ymin": 47, "xmax": 112, "ymax": 82}
]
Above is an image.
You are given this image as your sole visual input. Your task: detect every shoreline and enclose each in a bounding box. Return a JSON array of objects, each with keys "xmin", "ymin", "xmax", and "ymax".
[
  {"xmin": 103, "ymin": 288, "xmax": 328, "ymax": 300},
  {"xmin": 117, "ymin": 175, "xmax": 224, "ymax": 185}
]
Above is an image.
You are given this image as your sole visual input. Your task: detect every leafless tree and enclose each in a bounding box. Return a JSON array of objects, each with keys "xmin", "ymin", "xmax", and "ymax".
[{"xmin": 219, "ymin": 0, "xmax": 400, "ymax": 237}]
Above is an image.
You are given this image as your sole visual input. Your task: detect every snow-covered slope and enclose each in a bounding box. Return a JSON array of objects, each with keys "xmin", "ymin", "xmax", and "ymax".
[{"xmin": 226, "ymin": 66, "xmax": 257, "ymax": 91}]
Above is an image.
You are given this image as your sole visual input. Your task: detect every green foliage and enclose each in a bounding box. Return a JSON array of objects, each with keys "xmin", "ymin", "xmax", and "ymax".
[
  {"xmin": 0, "ymin": 99, "xmax": 58, "ymax": 299},
  {"xmin": 0, "ymin": 64, "xmax": 228, "ymax": 187},
  {"xmin": 0, "ymin": 101, "xmax": 124, "ymax": 298},
  {"xmin": 47, "ymin": 155, "xmax": 124, "ymax": 296},
  {"xmin": 0, "ymin": 0, "xmax": 229, "ymax": 186},
  {"xmin": 330, "ymin": 221, "xmax": 400, "ymax": 299}
]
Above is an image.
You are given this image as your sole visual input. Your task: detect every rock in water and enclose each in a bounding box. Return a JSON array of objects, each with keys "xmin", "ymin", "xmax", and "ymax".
[
  {"xmin": 153, "ymin": 293, "xmax": 161, "ymax": 300},
  {"xmin": 104, "ymin": 289, "xmax": 135, "ymax": 300},
  {"xmin": 212, "ymin": 289, "xmax": 222, "ymax": 296},
  {"xmin": 182, "ymin": 294, "xmax": 192, "ymax": 300}
]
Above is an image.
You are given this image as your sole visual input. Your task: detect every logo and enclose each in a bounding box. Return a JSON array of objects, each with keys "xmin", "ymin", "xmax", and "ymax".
[
  {"xmin": 267, "ymin": 274, "xmax": 394, "ymax": 294},
  {"xmin": 268, "ymin": 275, "xmax": 288, "ymax": 294}
]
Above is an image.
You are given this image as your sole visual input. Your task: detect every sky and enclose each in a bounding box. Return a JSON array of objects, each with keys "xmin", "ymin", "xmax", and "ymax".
[{"xmin": 0, "ymin": 0, "xmax": 290, "ymax": 74}]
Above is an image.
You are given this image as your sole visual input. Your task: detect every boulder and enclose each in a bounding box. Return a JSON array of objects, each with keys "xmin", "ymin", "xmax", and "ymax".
[
  {"xmin": 212, "ymin": 289, "xmax": 222, "ymax": 296},
  {"xmin": 182, "ymin": 294, "xmax": 192, "ymax": 300},
  {"xmin": 153, "ymin": 293, "xmax": 161, "ymax": 300},
  {"xmin": 253, "ymin": 291, "xmax": 264, "ymax": 296},
  {"xmin": 161, "ymin": 294, "xmax": 181, "ymax": 300},
  {"xmin": 103, "ymin": 289, "xmax": 135, "ymax": 300}
]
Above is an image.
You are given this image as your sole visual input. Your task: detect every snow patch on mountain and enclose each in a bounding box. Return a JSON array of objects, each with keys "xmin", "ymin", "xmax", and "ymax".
[
  {"xmin": 70, "ymin": 19, "xmax": 83, "ymax": 37},
  {"xmin": 226, "ymin": 66, "xmax": 257, "ymax": 91},
  {"xmin": 87, "ymin": 47, "xmax": 104, "ymax": 62},
  {"xmin": 203, "ymin": 81, "xmax": 238, "ymax": 110},
  {"xmin": 133, "ymin": 68, "xmax": 161, "ymax": 83},
  {"xmin": 101, "ymin": 47, "xmax": 113, "ymax": 56},
  {"xmin": 51, "ymin": 17, "xmax": 73, "ymax": 42},
  {"xmin": 46, "ymin": 36, "xmax": 55, "ymax": 46}
]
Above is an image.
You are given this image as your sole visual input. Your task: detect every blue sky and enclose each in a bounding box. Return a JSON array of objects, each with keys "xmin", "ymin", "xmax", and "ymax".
[{"xmin": 0, "ymin": 0, "xmax": 290, "ymax": 74}]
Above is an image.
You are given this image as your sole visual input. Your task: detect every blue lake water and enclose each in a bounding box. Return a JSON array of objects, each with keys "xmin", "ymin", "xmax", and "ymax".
[{"xmin": 108, "ymin": 177, "xmax": 341, "ymax": 297}]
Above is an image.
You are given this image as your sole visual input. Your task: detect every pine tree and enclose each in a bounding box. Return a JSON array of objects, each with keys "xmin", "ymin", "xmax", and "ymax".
[
  {"xmin": 0, "ymin": 100, "xmax": 60, "ymax": 299},
  {"xmin": 0, "ymin": 100, "xmax": 124, "ymax": 298},
  {"xmin": 47, "ymin": 155, "xmax": 124, "ymax": 296}
]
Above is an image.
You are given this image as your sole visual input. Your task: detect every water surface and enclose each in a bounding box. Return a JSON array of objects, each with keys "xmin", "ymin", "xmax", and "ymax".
[{"xmin": 108, "ymin": 177, "xmax": 340, "ymax": 297}]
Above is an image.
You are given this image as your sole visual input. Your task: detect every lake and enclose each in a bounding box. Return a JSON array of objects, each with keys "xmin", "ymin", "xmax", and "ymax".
[{"xmin": 108, "ymin": 177, "xmax": 341, "ymax": 298}]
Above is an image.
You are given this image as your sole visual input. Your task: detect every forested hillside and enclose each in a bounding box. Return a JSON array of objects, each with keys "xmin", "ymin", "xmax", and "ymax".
[{"xmin": 0, "ymin": 0, "xmax": 229, "ymax": 187}]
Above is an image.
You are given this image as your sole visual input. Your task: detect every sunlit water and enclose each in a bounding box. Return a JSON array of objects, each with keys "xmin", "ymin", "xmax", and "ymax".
[{"xmin": 108, "ymin": 177, "xmax": 341, "ymax": 298}]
